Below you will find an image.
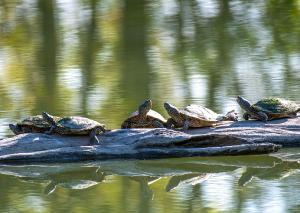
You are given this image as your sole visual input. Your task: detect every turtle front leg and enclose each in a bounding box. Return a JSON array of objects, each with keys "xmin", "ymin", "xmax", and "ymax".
[
  {"xmin": 89, "ymin": 126, "xmax": 106, "ymax": 145},
  {"xmin": 256, "ymin": 111, "xmax": 268, "ymax": 122},
  {"xmin": 183, "ymin": 120, "xmax": 190, "ymax": 131},
  {"xmin": 89, "ymin": 129, "xmax": 100, "ymax": 145},
  {"xmin": 153, "ymin": 120, "xmax": 165, "ymax": 128},
  {"xmin": 243, "ymin": 113, "xmax": 251, "ymax": 120},
  {"xmin": 45, "ymin": 125, "xmax": 55, "ymax": 134},
  {"xmin": 166, "ymin": 118, "xmax": 175, "ymax": 129}
]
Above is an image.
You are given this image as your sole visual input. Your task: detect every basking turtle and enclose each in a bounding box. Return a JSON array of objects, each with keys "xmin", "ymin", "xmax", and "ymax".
[
  {"xmin": 42, "ymin": 112, "xmax": 106, "ymax": 144},
  {"xmin": 164, "ymin": 103, "xmax": 238, "ymax": 130},
  {"xmin": 236, "ymin": 96, "xmax": 300, "ymax": 121},
  {"xmin": 121, "ymin": 99, "xmax": 167, "ymax": 128},
  {"xmin": 9, "ymin": 115, "xmax": 60, "ymax": 135}
]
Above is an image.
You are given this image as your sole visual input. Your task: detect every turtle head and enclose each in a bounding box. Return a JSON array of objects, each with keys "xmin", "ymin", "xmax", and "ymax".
[
  {"xmin": 236, "ymin": 96, "xmax": 252, "ymax": 111},
  {"xmin": 42, "ymin": 112, "xmax": 56, "ymax": 126},
  {"xmin": 138, "ymin": 99, "xmax": 152, "ymax": 116},
  {"xmin": 164, "ymin": 102, "xmax": 180, "ymax": 118}
]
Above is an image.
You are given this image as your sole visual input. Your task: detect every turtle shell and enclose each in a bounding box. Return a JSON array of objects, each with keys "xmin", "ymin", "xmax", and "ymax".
[
  {"xmin": 10, "ymin": 115, "xmax": 62, "ymax": 135},
  {"xmin": 19, "ymin": 115, "xmax": 51, "ymax": 129},
  {"xmin": 184, "ymin": 105, "xmax": 221, "ymax": 121},
  {"xmin": 54, "ymin": 116, "xmax": 105, "ymax": 135},
  {"xmin": 121, "ymin": 109, "xmax": 167, "ymax": 128},
  {"xmin": 252, "ymin": 98, "xmax": 300, "ymax": 119},
  {"xmin": 172, "ymin": 105, "xmax": 220, "ymax": 128}
]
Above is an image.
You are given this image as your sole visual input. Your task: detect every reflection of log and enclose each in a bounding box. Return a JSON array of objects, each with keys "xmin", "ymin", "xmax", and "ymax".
[
  {"xmin": 0, "ymin": 126, "xmax": 280, "ymax": 163},
  {"xmin": 1, "ymin": 155, "xmax": 299, "ymax": 193}
]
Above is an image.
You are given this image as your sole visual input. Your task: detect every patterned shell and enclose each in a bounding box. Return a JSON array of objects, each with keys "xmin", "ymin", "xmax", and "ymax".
[
  {"xmin": 253, "ymin": 98, "xmax": 300, "ymax": 114},
  {"xmin": 56, "ymin": 116, "xmax": 104, "ymax": 131},
  {"xmin": 183, "ymin": 104, "xmax": 221, "ymax": 121},
  {"xmin": 19, "ymin": 115, "xmax": 52, "ymax": 128},
  {"xmin": 127, "ymin": 109, "xmax": 167, "ymax": 123},
  {"xmin": 168, "ymin": 105, "xmax": 222, "ymax": 128}
]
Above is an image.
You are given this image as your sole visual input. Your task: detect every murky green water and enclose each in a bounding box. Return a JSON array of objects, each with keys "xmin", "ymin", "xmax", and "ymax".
[{"xmin": 0, "ymin": 0, "xmax": 300, "ymax": 212}]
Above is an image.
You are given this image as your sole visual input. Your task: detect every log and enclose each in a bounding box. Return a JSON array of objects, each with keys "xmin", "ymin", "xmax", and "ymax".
[
  {"xmin": 0, "ymin": 127, "xmax": 280, "ymax": 163},
  {"xmin": 2, "ymin": 116, "xmax": 299, "ymax": 163}
]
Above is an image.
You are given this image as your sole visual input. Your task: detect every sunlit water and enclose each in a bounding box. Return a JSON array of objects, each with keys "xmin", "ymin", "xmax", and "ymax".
[{"xmin": 0, "ymin": 0, "xmax": 300, "ymax": 212}]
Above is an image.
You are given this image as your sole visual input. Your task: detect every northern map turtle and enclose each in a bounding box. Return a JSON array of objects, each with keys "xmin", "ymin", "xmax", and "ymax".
[
  {"xmin": 164, "ymin": 102, "xmax": 238, "ymax": 130},
  {"xmin": 42, "ymin": 112, "xmax": 106, "ymax": 145},
  {"xmin": 121, "ymin": 99, "xmax": 167, "ymax": 129},
  {"xmin": 9, "ymin": 115, "xmax": 60, "ymax": 135},
  {"xmin": 236, "ymin": 96, "xmax": 300, "ymax": 121}
]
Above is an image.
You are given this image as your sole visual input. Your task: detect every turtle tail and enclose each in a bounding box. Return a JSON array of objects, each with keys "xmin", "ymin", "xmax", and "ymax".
[
  {"xmin": 42, "ymin": 112, "xmax": 56, "ymax": 126},
  {"xmin": 9, "ymin": 124, "xmax": 21, "ymax": 135}
]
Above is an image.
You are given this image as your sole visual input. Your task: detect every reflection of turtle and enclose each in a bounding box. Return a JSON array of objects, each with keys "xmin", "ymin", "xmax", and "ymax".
[
  {"xmin": 164, "ymin": 103, "xmax": 238, "ymax": 130},
  {"xmin": 42, "ymin": 112, "xmax": 106, "ymax": 145},
  {"xmin": 44, "ymin": 170, "xmax": 106, "ymax": 195},
  {"xmin": 238, "ymin": 160, "xmax": 300, "ymax": 186},
  {"xmin": 121, "ymin": 99, "xmax": 167, "ymax": 128},
  {"xmin": 236, "ymin": 96, "xmax": 300, "ymax": 121},
  {"xmin": 165, "ymin": 173, "xmax": 210, "ymax": 192},
  {"xmin": 9, "ymin": 115, "xmax": 60, "ymax": 135}
]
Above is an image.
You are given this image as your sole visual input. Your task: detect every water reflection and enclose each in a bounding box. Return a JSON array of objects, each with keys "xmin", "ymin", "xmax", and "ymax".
[
  {"xmin": 36, "ymin": 0, "xmax": 58, "ymax": 112},
  {"xmin": 0, "ymin": 155, "xmax": 299, "ymax": 212}
]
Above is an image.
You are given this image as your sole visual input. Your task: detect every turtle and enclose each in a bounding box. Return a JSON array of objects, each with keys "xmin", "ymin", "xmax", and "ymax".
[
  {"xmin": 9, "ymin": 115, "xmax": 60, "ymax": 135},
  {"xmin": 236, "ymin": 96, "xmax": 300, "ymax": 121},
  {"xmin": 164, "ymin": 102, "xmax": 238, "ymax": 130},
  {"xmin": 121, "ymin": 99, "xmax": 167, "ymax": 129},
  {"xmin": 42, "ymin": 112, "xmax": 106, "ymax": 145}
]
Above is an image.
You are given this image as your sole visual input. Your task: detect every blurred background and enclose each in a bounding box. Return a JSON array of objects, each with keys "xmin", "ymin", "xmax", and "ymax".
[
  {"xmin": 0, "ymin": 0, "xmax": 300, "ymax": 135},
  {"xmin": 0, "ymin": 1, "xmax": 300, "ymax": 212}
]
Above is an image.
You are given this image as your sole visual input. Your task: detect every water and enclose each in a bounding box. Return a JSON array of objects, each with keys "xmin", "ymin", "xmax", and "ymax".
[{"xmin": 0, "ymin": 0, "xmax": 300, "ymax": 212}]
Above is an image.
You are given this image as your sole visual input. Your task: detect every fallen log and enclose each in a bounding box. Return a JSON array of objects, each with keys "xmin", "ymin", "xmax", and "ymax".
[
  {"xmin": 2, "ymin": 116, "xmax": 299, "ymax": 163},
  {"xmin": 0, "ymin": 127, "xmax": 279, "ymax": 163}
]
